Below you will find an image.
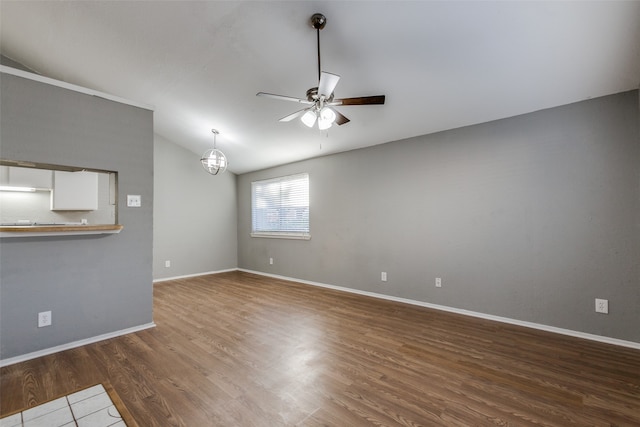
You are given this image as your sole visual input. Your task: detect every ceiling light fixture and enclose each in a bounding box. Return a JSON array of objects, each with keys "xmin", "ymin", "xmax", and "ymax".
[
  {"xmin": 301, "ymin": 110, "xmax": 317, "ymax": 128},
  {"xmin": 200, "ymin": 129, "xmax": 228, "ymax": 175},
  {"xmin": 317, "ymin": 106, "xmax": 336, "ymax": 130},
  {"xmin": 0, "ymin": 186, "xmax": 37, "ymax": 192},
  {"xmin": 300, "ymin": 104, "xmax": 336, "ymax": 130}
]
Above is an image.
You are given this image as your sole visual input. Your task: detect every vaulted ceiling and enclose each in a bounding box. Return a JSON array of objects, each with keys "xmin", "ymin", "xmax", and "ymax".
[{"xmin": 1, "ymin": 1, "xmax": 639, "ymax": 174}]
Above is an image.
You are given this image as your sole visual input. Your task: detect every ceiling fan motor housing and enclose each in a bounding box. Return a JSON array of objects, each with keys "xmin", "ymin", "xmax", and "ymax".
[{"xmin": 306, "ymin": 87, "xmax": 334, "ymax": 103}]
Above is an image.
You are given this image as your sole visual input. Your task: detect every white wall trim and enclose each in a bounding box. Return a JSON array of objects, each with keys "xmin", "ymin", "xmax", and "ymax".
[
  {"xmin": 153, "ymin": 268, "xmax": 237, "ymax": 283},
  {"xmin": 4, "ymin": 269, "xmax": 636, "ymax": 367},
  {"xmin": 0, "ymin": 65, "xmax": 154, "ymax": 111},
  {"xmin": 239, "ymin": 269, "xmax": 640, "ymax": 351},
  {"xmin": 0, "ymin": 322, "xmax": 156, "ymax": 368}
]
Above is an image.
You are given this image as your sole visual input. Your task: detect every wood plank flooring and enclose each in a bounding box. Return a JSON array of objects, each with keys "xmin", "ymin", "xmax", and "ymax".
[{"xmin": 2, "ymin": 271, "xmax": 639, "ymax": 426}]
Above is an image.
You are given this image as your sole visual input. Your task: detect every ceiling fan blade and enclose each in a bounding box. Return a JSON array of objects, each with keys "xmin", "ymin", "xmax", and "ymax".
[
  {"xmin": 330, "ymin": 95, "xmax": 386, "ymax": 106},
  {"xmin": 333, "ymin": 109, "xmax": 350, "ymax": 126},
  {"xmin": 279, "ymin": 108, "xmax": 311, "ymax": 122},
  {"xmin": 256, "ymin": 92, "xmax": 313, "ymax": 104},
  {"xmin": 318, "ymin": 72, "xmax": 340, "ymax": 98}
]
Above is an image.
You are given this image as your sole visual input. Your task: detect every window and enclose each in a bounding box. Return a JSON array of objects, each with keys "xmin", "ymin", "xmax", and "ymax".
[{"xmin": 251, "ymin": 173, "xmax": 310, "ymax": 239}]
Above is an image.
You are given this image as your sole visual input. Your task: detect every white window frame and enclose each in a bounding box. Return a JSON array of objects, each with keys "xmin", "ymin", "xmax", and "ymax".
[{"xmin": 250, "ymin": 173, "xmax": 310, "ymax": 240}]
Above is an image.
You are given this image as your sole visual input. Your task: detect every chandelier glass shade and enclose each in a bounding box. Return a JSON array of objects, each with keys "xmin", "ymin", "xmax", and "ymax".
[{"xmin": 200, "ymin": 129, "xmax": 228, "ymax": 175}]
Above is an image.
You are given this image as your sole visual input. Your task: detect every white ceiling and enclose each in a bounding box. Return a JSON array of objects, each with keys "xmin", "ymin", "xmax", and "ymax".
[{"xmin": 1, "ymin": 1, "xmax": 639, "ymax": 174}]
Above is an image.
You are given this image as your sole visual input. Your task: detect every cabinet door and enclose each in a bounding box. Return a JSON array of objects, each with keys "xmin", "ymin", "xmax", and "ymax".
[
  {"xmin": 0, "ymin": 166, "xmax": 9, "ymax": 185},
  {"xmin": 50, "ymin": 171, "xmax": 98, "ymax": 211},
  {"xmin": 9, "ymin": 167, "xmax": 53, "ymax": 189}
]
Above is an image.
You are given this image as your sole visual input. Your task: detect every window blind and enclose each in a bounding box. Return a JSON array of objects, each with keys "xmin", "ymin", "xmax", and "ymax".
[{"xmin": 251, "ymin": 173, "xmax": 310, "ymax": 239}]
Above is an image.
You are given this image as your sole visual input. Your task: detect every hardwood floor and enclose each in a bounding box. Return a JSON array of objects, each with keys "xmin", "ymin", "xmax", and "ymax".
[{"xmin": 2, "ymin": 271, "xmax": 639, "ymax": 426}]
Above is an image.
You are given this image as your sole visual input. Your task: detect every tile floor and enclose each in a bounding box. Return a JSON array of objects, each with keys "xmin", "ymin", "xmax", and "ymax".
[{"xmin": 0, "ymin": 384, "xmax": 126, "ymax": 427}]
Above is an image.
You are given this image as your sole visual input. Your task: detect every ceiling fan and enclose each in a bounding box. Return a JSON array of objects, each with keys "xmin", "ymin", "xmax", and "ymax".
[{"xmin": 256, "ymin": 13, "xmax": 385, "ymax": 130}]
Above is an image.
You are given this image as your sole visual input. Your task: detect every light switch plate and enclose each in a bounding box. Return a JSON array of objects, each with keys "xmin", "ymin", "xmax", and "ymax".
[{"xmin": 127, "ymin": 194, "xmax": 141, "ymax": 207}]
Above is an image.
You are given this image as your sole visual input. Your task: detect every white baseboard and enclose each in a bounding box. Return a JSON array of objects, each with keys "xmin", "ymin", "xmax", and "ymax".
[
  {"xmin": 4, "ymin": 269, "xmax": 637, "ymax": 367},
  {"xmin": 153, "ymin": 268, "xmax": 237, "ymax": 283},
  {"xmin": 0, "ymin": 322, "xmax": 156, "ymax": 368},
  {"xmin": 238, "ymin": 269, "xmax": 640, "ymax": 351}
]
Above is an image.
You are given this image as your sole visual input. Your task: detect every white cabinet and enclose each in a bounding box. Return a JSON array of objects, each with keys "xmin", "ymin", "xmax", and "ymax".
[
  {"xmin": 0, "ymin": 166, "xmax": 9, "ymax": 185},
  {"xmin": 0, "ymin": 166, "xmax": 52, "ymax": 189},
  {"xmin": 50, "ymin": 171, "xmax": 98, "ymax": 211}
]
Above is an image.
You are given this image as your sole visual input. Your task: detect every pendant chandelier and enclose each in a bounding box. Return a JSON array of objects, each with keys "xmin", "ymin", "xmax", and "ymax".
[{"xmin": 200, "ymin": 129, "xmax": 228, "ymax": 175}]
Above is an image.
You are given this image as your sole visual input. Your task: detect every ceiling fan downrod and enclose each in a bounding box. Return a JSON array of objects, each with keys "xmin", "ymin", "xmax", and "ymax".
[{"xmin": 310, "ymin": 13, "xmax": 326, "ymax": 83}]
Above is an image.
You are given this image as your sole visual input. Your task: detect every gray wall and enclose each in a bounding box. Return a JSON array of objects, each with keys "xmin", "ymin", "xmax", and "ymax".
[
  {"xmin": 0, "ymin": 72, "xmax": 154, "ymax": 359},
  {"xmin": 238, "ymin": 90, "xmax": 640, "ymax": 344},
  {"xmin": 153, "ymin": 135, "xmax": 237, "ymax": 279}
]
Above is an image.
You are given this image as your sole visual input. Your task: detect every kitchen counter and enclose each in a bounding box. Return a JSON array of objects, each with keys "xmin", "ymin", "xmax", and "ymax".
[{"xmin": 0, "ymin": 224, "xmax": 123, "ymax": 238}]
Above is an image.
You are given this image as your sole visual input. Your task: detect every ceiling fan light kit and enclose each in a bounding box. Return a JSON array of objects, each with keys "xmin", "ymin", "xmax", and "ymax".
[
  {"xmin": 301, "ymin": 109, "xmax": 317, "ymax": 127},
  {"xmin": 200, "ymin": 129, "xmax": 228, "ymax": 175},
  {"xmin": 256, "ymin": 13, "xmax": 385, "ymax": 131},
  {"xmin": 318, "ymin": 106, "xmax": 336, "ymax": 130}
]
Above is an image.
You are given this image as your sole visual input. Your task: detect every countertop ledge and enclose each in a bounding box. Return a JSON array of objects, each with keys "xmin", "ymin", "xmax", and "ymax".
[{"xmin": 0, "ymin": 224, "xmax": 123, "ymax": 237}]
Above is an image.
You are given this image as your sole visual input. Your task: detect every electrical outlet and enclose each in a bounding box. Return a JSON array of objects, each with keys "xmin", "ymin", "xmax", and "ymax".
[
  {"xmin": 435, "ymin": 277, "xmax": 442, "ymax": 288},
  {"xmin": 38, "ymin": 311, "xmax": 52, "ymax": 327},
  {"xmin": 381, "ymin": 272, "xmax": 387, "ymax": 282},
  {"xmin": 595, "ymin": 298, "xmax": 609, "ymax": 314},
  {"xmin": 165, "ymin": 260, "xmax": 171, "ymax": 268},
  {"xmin": 269, "ymin": 257, "xmax": 274, "ymax": 265}
]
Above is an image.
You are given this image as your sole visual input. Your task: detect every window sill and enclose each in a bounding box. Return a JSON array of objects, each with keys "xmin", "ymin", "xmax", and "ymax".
[{"xmin": 250, "ymin": 232, "xmax": 311, "ymax": 240}]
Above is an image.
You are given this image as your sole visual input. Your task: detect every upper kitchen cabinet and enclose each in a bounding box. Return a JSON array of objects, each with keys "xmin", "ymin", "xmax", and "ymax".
[
  {"xmin": 50, "ymin": 170, "xmax": 98, "ymax": 211},
  {"xmin": 0, "ymin": 165, "xmax": 52, "ymax": 189}
]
